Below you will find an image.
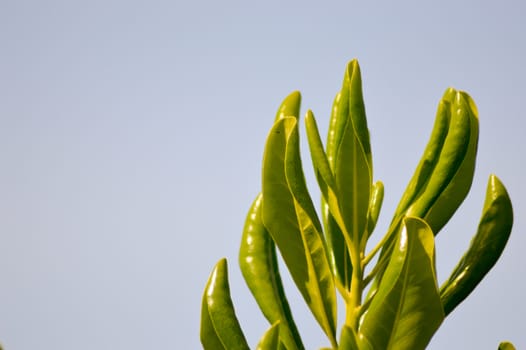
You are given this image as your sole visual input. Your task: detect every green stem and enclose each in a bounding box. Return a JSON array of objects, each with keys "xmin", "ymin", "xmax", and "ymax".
[
  {"xmin": 345, "ymin": 245, "xmax": 363, "ymax": 330},
  {"xmin": 363, "ymin": 217, "xmax": 402, "ymax": 267},
  {"xmin": 363, "ymin": 254, "xmax": 388, "ymax": 287}
]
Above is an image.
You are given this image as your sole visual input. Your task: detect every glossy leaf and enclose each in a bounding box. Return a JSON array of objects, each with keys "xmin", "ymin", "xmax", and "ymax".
[
  {"xmin": 339, "ymin": 325, "xmax": 362, "ymax": 350},
  {"xmin": 239, "ymin": 193, "xmax": 304, "ymax": 350},
  {"xmin": 305, "ymin": 109, "xmax": 352, "ymax": 290},
  {"xmin": 359, "ymin": 217, "xmax": 444, "ymax": 350},
  {"xmin": 392, "ymin": 97, "xmax": 451, "ymax": 220},
  {"xmin": 367, "ymin": 97, "xmax": 453, "ymax": 297},
  {"xmin": 371, "ymin": 89, "xmax": 479, "ymax": 298},
  {"xmin": 256, "ymin": 322, "xmax": 281, "ymax": 350},
  {"xmin": 498, "ymin": 341, "xmax": 516, "ymax": 350},
  {"xmin": 200, "ymin": 259, "xmax": 249, "ymax": 350},
  {"xmin": 366, "ymin": 180, "xmax": 384, "ymax": 239},
  {"xmin": 405, "ymin": 89, "xmax": 479, "ymax": 234},
  {"xmin": 332, "ymin": 60, "xmax": 372, "ymax": 248},
  {"xmin": 305, "ymin": 110, "xmax": 337, "ymax": 207},
  {"xmin": 440, "ymin": 174, "xmax": 513, "ymax": 316},
  {"xmin": 275, "ymin": 91, "xmax": 301, "ymax": 122},
  {"xmin": 416, "ymin": 90, "xmax": 479, "ymax": 233},
  {"xmin": 321, "ymin": 92, "xmax": 353, "ymax": 290},
  {"xmin": 200, "ymin": 290, "xmax": 225, "ymax": 350},
  {"xmin": 262, "ymin": 117, "xmax": 337, "ymax": 345},
  {"xmin": 322, "ymin": 203, "xmax": 351, "ymax": 291}
]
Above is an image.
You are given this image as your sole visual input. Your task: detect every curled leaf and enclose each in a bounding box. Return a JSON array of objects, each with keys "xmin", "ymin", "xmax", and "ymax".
[
  {"xmin": 440, "ymin": 175, "xmax": 513, "ymax": 316},
  {"xmin": 239, "ymin": 194, "xmax": 304, "ymax": 350},
  {"xmin": 200, "ymin": 259, "xmax": 249, "ymax": 350},
  {"xmin": 359, "ymin": 218, "xmax": 444, "ymax": 350},
  {"xmin": 256, "ymin": 322, "xmax": 281, "ymax": 350},
  {"xmin": 262, "ymin": 116, "xmax": 337, "ymax": 346}
]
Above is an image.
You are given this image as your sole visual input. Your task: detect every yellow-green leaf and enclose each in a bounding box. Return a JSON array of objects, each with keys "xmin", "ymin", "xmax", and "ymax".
[
  {"xmin": 256, "ymin": 322, "xmax": 281, "ymax": 350},
  {"xmin": 359, "ymin": 218, "xmax": 444, "ymax": 350},
  {"xmin": 200, "ymin": 259, "xmax": 249, "ymax": 350},
  {"xmin": 239, "ymin": 194, "xmax": 304, "ymax": 350},
  {"xmin": 440, "ymin": 174, "xmax": 513, "ymax": 316},
  {"xmin": 333, "ymin": 60, "xmax": 372, "ymax": 247},
  {"xmin": 305, "ymin": 109, "xmax": 352, "ymax": 291},
  {"xmin": 275, "ymin": 91, "xmax": 301, "ymax": 122},
  {"xmin": 498, "ymin": 341, "xmax": 516, "ymax": 350},
  {"xmin": 262, "ymin": 117, "xmax": 337, "ymax": 346},
  {"xmin": 401, "ymin": 89, "xmax": 479, "ymax": 234}
]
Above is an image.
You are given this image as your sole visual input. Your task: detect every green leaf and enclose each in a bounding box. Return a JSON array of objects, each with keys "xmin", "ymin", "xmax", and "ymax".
[
  {"xmin": 418, "ymin": 91, "xmax": 479, "ymax": 233},
  {"xmin": 262, "ymin": 116, "xmax": 337, "ymax": 346},
  {"xmin": 366, "ymin": 180, "xmax": 384, "ymax": 239},
  {"xmin": 239, "ymin": 193, "xmax": 304, "ymax": 350},
  {"xmin": 498, "ymin": 341, "xmax": 516, "ymax": 350},
  {"xmin": 200, "ymin": 259, "xmax": 249, "ymax": 350},
  {"xmin": 392, "ymin": 97, "xmax": 451, "ymax": 220},
  {"xmin": 359, "ymin": 217, "xmax": 444, "ymax": 350},
  {"xmin": 256, "ymin": 322, "xmax": 281, "ymax": 350},
  {"xmin": 330, "ymin": 60, "xmax": 372, "ymax": 168},
  {"xmin": 333, "ymin": 60, "xmax": 372, "ymax": 248},
  {"xmin": 440, "ymin": 174, "xmax": 513, "ymax": 316},
  {"xmin": 370, "ymin": 89, "xmax": 479, "ymax": 301},
  {"xmin": 201, "ymin": 294, "xmax": 225, "ymax": 350},
  {"xmin": 404, "ymin": 89, "xmax": 479, "ymax": 234},
  {"xmin": 305, "ymin": 110, "xmax": 337, "ymax": 204},
  {"xmin": 305, "ymin": 109, "xmax": 352, "ymax": 291},
  {"xmin": 275, "ymin": 91, "xmax": 301, "ymax": 122},
  {"xmin": 321, "ymin": 200, "xmax": 352, "ymax": 291},
  {"xmin": 339, "ymin": 325, "xmax": 362, "ymax": 350}
]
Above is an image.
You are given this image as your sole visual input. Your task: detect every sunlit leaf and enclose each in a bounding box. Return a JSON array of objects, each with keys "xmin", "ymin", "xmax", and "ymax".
[
  {"xmin": 262, "ymin": 117, "xmax": 337, "ymax": 345},
  {"xmin": 256, "ymin": 322, "xmax": 281, "ymax": 350},
  {"xmin": 333, "ymin": 60, "xmax": 372, "ymax": 248},
  {"xmin": 440, "ymin": 174, "xmax": 513, "ymax": 316},
  {"xmin": 200, "ymin": 259, "xmax": 249, "ymax": 350},
  {"xmin": 359, "ymin": 218, "xmax": 444, "ymax": 350},
  {"xmin": 498, "ymin": 341, "xmax": 516, "ymax": 350},
  {"xmin": 239, "ymin": 194, "xmax": 304, "ymax": 350},
  {"xmin": 305, "ymin": 109, "xmax": 351, "ymax": 291}
]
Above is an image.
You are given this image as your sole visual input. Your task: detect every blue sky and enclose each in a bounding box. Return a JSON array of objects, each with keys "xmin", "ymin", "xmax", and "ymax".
[{"xmin": 1, "ymin": 1, "xmax": 525, "ymax": 349}]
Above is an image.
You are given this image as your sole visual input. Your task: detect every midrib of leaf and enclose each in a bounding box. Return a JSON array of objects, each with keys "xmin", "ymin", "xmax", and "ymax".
[
  {"xmin": 294, "ymin": 200, "xmax": 338, "ymax": 346},
  {"xmin": 359, "ymin": 219, "xmax": 443, "ymax": 350},
  {"xmin": 386, "ymin": 235, "xmax": 413, "ymax": 350},
  {"xmin": 263, "ymin": 116, "xmax": 337, "ymax": 347}
]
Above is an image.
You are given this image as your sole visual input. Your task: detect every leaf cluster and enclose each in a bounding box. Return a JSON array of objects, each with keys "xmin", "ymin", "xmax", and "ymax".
[{"xmin": 200, "ymin": 60, "xmax": 515, "ymax": 350}]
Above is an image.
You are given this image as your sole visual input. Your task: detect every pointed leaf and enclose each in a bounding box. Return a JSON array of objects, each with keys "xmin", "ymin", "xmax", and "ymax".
[
  {"xmin": 417, "ymin": 91, "xmax": 479, "ymax": 233},
  {"xmin": 322, "ymin": 203, "xmax": 352, "ymax": 290},
  {"xmin": 367, "ymin": 98, "xmax": 452, "ymax": 299},
  {"xmin": 262, "ymin": 117, "xmax": 337, "ymax": 345},
  {"xmin": 201, "ymin": 259, "xmax": 249, "ymax": 350},
  {"xmin": 405, "ymin": 89, "xmax": 479, "ymax": 234},
  {"xmin": 393, "ymin": 98, "xmax": 451, "ymax": 219},
  {"xmin": 239, "ymin": 193, "xmax": 304, "ymax": 350},
  {"xmin": 321, "ymin": 91, "xmax": 354, "ymax": 290},
  {"xmin": 359, "ymin": 218, "xmax": 444, "ymax": 350},
  {"xmin": 371, "ymin": 89, "xmax": 479, "ymax": 298},
  {"xmin": 201, "ymin": 286, "xmax": 226, "ymax": 350},
  {"xmin": 305, "ymin": 109, "xmax": 352, "ymax": 290},
  {"xmin": 275, "ymin": 91, "xmax": 301, "ymax": 122},
  {"xmin": 305, "ymin": 110, "xmax": 337, "ymax": 201},
  {"xmin": 256, "ymin": 322, "xmax": 281, "ymax": 350},
  {"xmin": 333, "ymin": 60, "xmax": 372, "ymax": 247},
  {"xmin": 366, "ymin": 180, "xmax": 384, "ymax": 239},
  {"xmin": 440, "ymin": 175, "xmax": 513, "ymax": 316}
]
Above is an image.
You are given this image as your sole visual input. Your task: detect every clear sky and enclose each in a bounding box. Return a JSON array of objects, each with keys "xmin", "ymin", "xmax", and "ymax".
[{"xmin": 1, "ymin": 1, "xmax": 525, "ymax": 349}]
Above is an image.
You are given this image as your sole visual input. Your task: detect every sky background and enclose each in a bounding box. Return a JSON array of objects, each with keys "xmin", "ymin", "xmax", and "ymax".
[{"xmin": 1, "ymin": 1, "xmax": 525, "ymax": 349}]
